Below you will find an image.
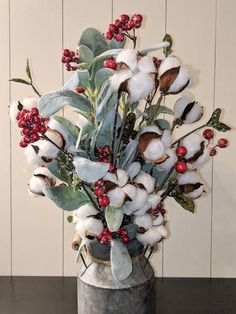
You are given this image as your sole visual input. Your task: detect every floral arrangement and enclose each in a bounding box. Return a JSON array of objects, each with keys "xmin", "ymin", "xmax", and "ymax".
[{"xmin": 9, "ymin": 13, "xmax": 230, "ymax": 282}]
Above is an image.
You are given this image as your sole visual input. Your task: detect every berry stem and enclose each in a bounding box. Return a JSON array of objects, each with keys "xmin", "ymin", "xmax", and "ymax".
[
  {"xmin": 31, "ymin": 83, "xmax": 41, "ymax": 97},
  {"xmin": 80, "ymin": 182, "xmax": 100, "ymax": 211},
  {"xmin": 171, "ymin": 124, "xmax": 207, "ymax": 147},
  {"xmin": 41, "ymin": 134, "xmax": 72, "ymax": 159}
]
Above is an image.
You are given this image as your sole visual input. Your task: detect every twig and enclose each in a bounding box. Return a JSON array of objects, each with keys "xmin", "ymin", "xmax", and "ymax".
[
  {"xmin": 80, "ymin": 253, "xmax": 87, "ymax": 269},
  {"xmin": 41, "ymin": 134, "xmax": 72, "ymax": 159},
  {"xmin": 171, "ymin": 124, "xmax": 207, "ymax": 147},
  {"xmin": 143, "ymin": 247, "xmax": 154, "ymax": 268},
  {"xmin": 80, "ymin": 182, "xmax": 100, "ymax": 210},
  {"xmin": 31, "ymin": 83, "xmax": 41, "ymax": 97}
]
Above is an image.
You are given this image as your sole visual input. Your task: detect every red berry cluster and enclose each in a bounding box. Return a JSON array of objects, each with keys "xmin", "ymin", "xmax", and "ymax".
[
  {"xmin": 94, "ymin": 179, "xmax": 110, "ymax": 207},
  {"xmin": 96, "ymin": 145, "xmax": 116, "ymax": 173},
  {"xmin": 75, "ymin": 86, "xmax": 85, "ymax": 94},
  {"xmin": 16, "ymin": 107, "xmax": 48, "ymax": 148},
  {"xmin": 97, "ymin": 228, "xmax": 129, "ymax": 244},
  {"xmin": 210, "ymin": 138, "xmax": 229, "ymax": 156},
  {"xmin": 175, "ymin": 146, "xmax": 188, "ymax": 173},
  {"xmin": 61, "ymin": 49, "xmax": 80, "ymax": 71},
  {"xmin": 152, "ymin": 202, "xmax": 166, "ymax": 216},
  {"xmin": 103, "ymin": 57, "xmax": 117, "ymax": 70},
  {"xmin": 105, "ymin": 13, "xmax": 143, "ymax": 42}
]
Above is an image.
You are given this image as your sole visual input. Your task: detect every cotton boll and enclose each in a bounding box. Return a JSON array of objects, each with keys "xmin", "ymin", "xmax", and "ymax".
[
  {"xmin": 174, "ymin": 95, "xmax": 203, "ymax": 124},
  {"xmin": 123, "ymin": 187, "xmax": 148, "ymax": 213},
  {"xmin": 122, "ymin": 184, "xmax": 137, "ymax": 200},
  {"xmin": 178, "ymin": 171, "xmax": 200, "ymax": 186},
  {"xmin": 147, "ymin": 194, "xmax": 161, "ymax": 209},
  {"xmin": 107, "ymin": 187, "xmax": 126, "ymax": 207},
  {"xmin": 158, "ymin": 56, "xmax": 180, "ymax": 77},
  {"xmin": 28, "ymin": 167, "xmax": 55, "ymax": 196},
  {"xmin": 134, "ymin": 171, "xmax": 156, "ymax": 193},
  {"xmin": 24, "ymin": 143, "xmax": 44, "ymax": 165},
  {"xmin": 9, "ymin": 101, "xmax": 21, "ymax": 121},
  {"xmin": 84, "ymin": 218, "xmax": 104, "ymax": 236},
  {"xmin": 143, "ymin": 139, "xmax": 165, "ymax": 161},
  {"xmin": 33, "ymin": 166, "xmax": 56, "ymax": 185},
  {"xmin": 161, "ymin": 130, "xmax": 172, "ymax": 148},
  {"xmin": 174, "ymin": 94, "xmax": 194, "ymax": 119},
  {"xmin": 153, "ymin": 214, "xmax": 164, "ymax": 226},
  {"xmin": 22, "ymin": 97, "xmax": 38, "ymax": 110},
  {"xmin": 133, "ymin": 202, "xmax": 151, "ymax": 216},
  {"xmin": 191, "ymin": 147, "xmax": 210, "ymax": 168},
  {"xmin": 116, "ymin": 49, "xmax": 138, "ymax": 72},
  {"xmin": 110, "ymin": 69, "xmax": 133, "ymax": 91},
  {"xmin": 184, "ymin": 103, "xmax": 203, "ymax": 124},
  {"xmin": 178, "ymin": 171, "xmax": 204, "ymax": 199},
  {"xmin": 116, "ymin": 169, "xmax": 129, "ymax": 187},
  {"xmin": 182, "ymin": 134, "xmax": 202, "ymax": 159},
  {"xmin": 140, "ymin": 126, "xmax": 162, "ymax": 136},
  {"xmin": 168, "ymin": 67, "xmax": 190, "ymax": 94},
  {"xmin": 138, "ymin": 56, "xmax": 157, "ymax": 73},
  {"xmin": 136, "ymin": 227, "xmax": 163, "ymax": 246},
  {"xmin": 155, "ymin": 148, "xmax": 177, "ymax": 171},
  {"xmin": 156, "ymin": 225, "xmax": 168, "ymax": 237},
  {"xmin": 186, "ymin": 186, "xmax": 204, "ymax": 199},
  {"xmin": 134, "ymin": 214, "xmax": 153, "ymax": 229},
  {"xmin": 128, "ymin": 72, "xmax": 155, "ymax": 103},
  {"xmin": 103, "ymin": 172, "xmax": 119, "ymax": 185},
  {"xmin": 48, "ymin": 118, "xmax": 71, "ymax": 148},
  {"xmin": 126, "ymin": 162, "xmax": 141, "ymax": 180},
  {"xmin": 75, "ymin": 220, "xmax": 87, "ymax": 238},
  {"xmin": 75, "ymin": 203, "xmax": 98, "ymax": 219}
]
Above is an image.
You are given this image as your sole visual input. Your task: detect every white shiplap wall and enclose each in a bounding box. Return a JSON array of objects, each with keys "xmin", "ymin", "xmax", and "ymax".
[{"xmin": 0, "ymin": 0, "xmax": 235, "ymax": 277}]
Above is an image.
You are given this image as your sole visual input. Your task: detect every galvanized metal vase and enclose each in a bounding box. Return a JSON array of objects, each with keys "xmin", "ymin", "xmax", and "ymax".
[{"xmin": 77, "ymin": 240, "xmax": 156, "ymax": 314}]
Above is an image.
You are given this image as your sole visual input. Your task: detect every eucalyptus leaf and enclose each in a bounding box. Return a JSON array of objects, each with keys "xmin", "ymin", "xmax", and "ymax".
[
  {"xmin": 39, "ymin": 90, "xmax": 92, "ymax": 117},
  {"xmin": 79, "ymin": 28, "xmax": 108, "ymax": 57},
  {"xmin": 63, "ymin": 70, "xmax": 89, "ymax": 91},
  {"xmin": 155, "ymin": 119, "xmax": 171, "ymax": 130},
  {"xmin": 78, "ymin": 45, "xmax": 94, "ymax": 69},
  {"xmin": 105, "ymin": 206, "xmax": 124, "ymax": 232},
  {"xmin": 122, "ymin": 224, "xmax": 139, "ymax": 240},
  {"xmin": 26, "ymin": 59, "xmax": 32, "ymax": 81},
  {"xmin": 43, "ymin": 186, "xmax": 90, "ymax": 211},
  {"xmin": 9, "ymin": 78, "xmax": 31, "ymax": 85},
  {"xmin": 96, "ymin": 89, "xmax": 118, "ymax": 122},
  {"xmin": 110, "ymin": 239, "xmax": 132, "ymax": 281},
  {"xmin": 109, "ymin": 37, "xmax": 126, "ymax": 49},
  {"xmin": 53, "ymin": 115, "xmax": 79, "ymax": 143},
  {"xmin": 157, "ymin": 105, "xmax": 174, "ymax": 115},
  {"xmin": 163, "ymin": 34, "xmax": 173, "ymax": 57},
  {"xmin": 121, "ymin": 140, "xmax": 138, "ymax": 169},
  {"xmin": 47, "ymin": 159, "xmax": 70, "ymax": 183},
  {"xmin": 73, "ymin": 157, "xmax": 110, "ymax": 183},
  {"xmin": 95, "ymin": 68, "xmax": 114, "ymax": 91}
]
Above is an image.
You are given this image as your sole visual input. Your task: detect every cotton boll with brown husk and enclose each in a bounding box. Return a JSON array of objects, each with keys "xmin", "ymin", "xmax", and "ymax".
[
  {"xmin": 116, "ymin": 49, "xmax": 138, "ymax": 72},
  {"xmin": 161, "ymin": 130, "xmax": 172, "ymax": 148},
  {"xmin": 123, "ymin": 187, "xmax": 149, "ymax": 214},
  {"xmin": 134, "ymin": 214, "xmax": 153, "ymax": 230},
  {"xmin": 110, "ymin": 69, "xmax": 133, "ymax": 91},
  {"xmin": 136, "ymin": 226, "xmax": 165, "ymax": 246},
  {"xmin": 159, "ymin": 56, "xmax": 190, "ymax": 95},
  {"xmin": 28, "ymin": 166, "xmax": 56, "ymax": 196},
  {"xmin": 182, "ymin": 133, "xmax": 209, "ymax": 168},
  {"xmin": 48, "ymin": 118, "xmax": 72, "ymax": 149},
  {"xmin": 137, "ymin": 56, "xmax": 158, "ymax": 74},
  {"xmin": 103, "ymin": 169, "xmax": 128, "ymax": 188},
  {"xmin": 174, "ymin": 94, "xmax": 203, "ymax": 124},
  {"xmin": 127, "ymin": 72, "xmax": 156, "ymax": 104},
  {"xmin": 178, "ymin": 171, "xmax": 205, "ymax": 199},
  {"xmin": 155, "ymin": 148, "xmax": 177, "ymax": 172},
  {"xmin": 134, "ymin": 171, "xmax": 156, "ymax": 193},
  {"xmin": 74, "ymin": 203, "xmax": 99, "ymax": 220},
  {"xmin": 153, "ymin": 214, "xmax": 164, "ymax": 226},
  {"xmin": 147, "ymin": 194, "xmax": 161, "ymax": 210},
  {"xmin": 106, "ymin": 187, "xmax": 126, "ymax": 207},
  {"xmin": 75, "ymin": 217, "xmax": 103, "ymax": 239}
]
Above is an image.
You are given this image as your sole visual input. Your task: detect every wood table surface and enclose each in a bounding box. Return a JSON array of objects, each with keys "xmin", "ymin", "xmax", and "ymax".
[{"xmin": 0, "ymin": 277, "xmax": 235, "ymax": 314}]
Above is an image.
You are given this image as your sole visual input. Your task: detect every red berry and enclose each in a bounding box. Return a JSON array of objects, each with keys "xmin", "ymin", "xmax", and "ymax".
[
  {"xmin": 175, "ymin": 161, "xmax": 187, "ymax": 173},
  {"xmin": 22, "ymin": 127, "xmax": 31, "ymax": 135},
  {"xmin": 75, "ymin": 86, "xmax": 85, "ymax": 94},
  {"xmin": 73, "ymin": 57, "xmax": 80, "ymax": 63},
  {"xmin": 109, "ymin": 163, "xmax": 116, "ymax": 173},
  {"xmin": 19, "ymin": 140, "xmax": 28, "ymax": 148},
  {"xmin": 94, "ymin": 187, "xmax": 105, "ymax": 197},
  {"xmin": 134, "ymin": 22, "xmax": 142, "ymax": 29},
  {"xmin": 108, "ymin": 24, "xmax": 116, "ymax": 33},
  {"xmin": 122, "ymin": 236, "xmax": 129, "ymax": 244},
  {"xmin": 105, "ymin": 32, "xmax": 113, "ymax": 40},
  {"xmin": 103, "ymin": 58, "xmax": 117, "ymax": 70},
  {"xmin": 114, "ymin": 19, "xmax": 121, "ymax": 27},
  {"xmin": 31, "ymin": 108, "xmax": 39, "ymax": 116},
  {"xmin": 95, "ymin": 179, "xmax": 104, "ymax": 187},
  {"xmin": 176, "ymin": 146, "xmax": 187, "ymax": 157},
  {"xmin": 61, "ymin": 56, "xmax": 66, "ymax": 63},
  {"xmin": 16, "ymin": 112, "xmax": 22, "ymax": 121},
  {"xmin": 210, "ymin": 148, "xmax": 217, "ymax": 156},
  {"xmin": 120, "ymin": 230, "xmax": 128, "ymax": 237},
  {"xmin": 63, "ymin": 49, "xmax": 70, "ymax": 57},
  {"xmin": 31, "ymin": 124, "xmax": 39, "ymax": 133},
  {"xmin": 99, "ymin": 196, "xmax": 110, "ymax": 207},
  {"xmin": 23, "ymin": 135, "xmax": 31, "ymax": 144},
  {"xmin": 100, "ymin": 236, "xmax": 108, "ymax": 244},
  {"xmin": 217, "ymin": 138, "xmax": 228, "ymax": 148},
  {"xmin": 33, "ymin": 116, "xmax": 41, "ymax": 124},
  {"xmin": 203, "ymin": 129, "xmax": 214, "ymax": 140},
  {"xmin": 131, "ymin": 14, "xmax": 143, "ymax": 23},
  {"xmin": 120, "ymin": 14, "xmax": 129, "ymax": 22},
  {"xmin": 24, "ymin": 113, "xmax": 33, "ymax": 123},
  {"xmin": 70, "ymin": 51, "xmax": 75, "ymax": 57},
  {"xmin": 114, "ymin": 33, "xmax": 125, "ymax": 42},
  {"xmin": 18, "ymin": 119, "xmax": 26, "ymax": 128},
  {"xmin": 39, "ymin": 124, "xmax": 47, "ymax": 134},
  {"xmin": 31, "ymin": 133, "xmax": 40, "ymax": 142}
]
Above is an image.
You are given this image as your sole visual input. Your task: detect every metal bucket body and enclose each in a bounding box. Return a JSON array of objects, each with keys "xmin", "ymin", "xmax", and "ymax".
[{"xmin": 77, "ymin": 255, "xmax": 155, "ymax": 314}]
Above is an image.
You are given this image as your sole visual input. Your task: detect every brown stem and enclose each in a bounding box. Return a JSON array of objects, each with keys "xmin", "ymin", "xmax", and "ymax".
[
  {"xmin": 80, "ymin": 182, "xmax": 100, "ymax": 210},
  {"xmin": 171, "ymin": 124, "xmax": 207, "ymax": 147},
  {"xmin": 41, "ymin": 134, "xmax": 72, "ymax": 159},
  {"xmin": 31, "ymin": 83, "xmax": 41, "ymax": 97}
]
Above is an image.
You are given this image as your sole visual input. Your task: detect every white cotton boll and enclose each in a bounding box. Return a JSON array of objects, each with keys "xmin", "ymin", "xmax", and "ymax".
[
  {"xmin": 124, "ymin": 188, "xmax": 148, "ymax": 212},
  {"xmin": 136, "ymin": 227, "xmax": 163, "ymax": 246},
  {"xmin": 126, "ymin": 162, "xmax": 141, "ymax": 180},
  {"xmin": 178, "ymin": 171, "xmax": 200, "ymax": 186},
  {"xmin": 174, "ymin": 94, "xmax": 194, "ymax": 119},
  {"xmin": 174, "ymin": 95, "xmax": 203, "ymax": 124},
  {"xmin": 138, "ymin": 56, "xmax": 157, "ymax": 73},
  {"xmin": 156, "ymin": 225, "xmax": 168, "ymax": 238},
  {"xmin": 116, "ymin": 49, "xmax": 138, "ymax": 72},
  {"xmin": 134, "ymin": 171, "xmax": 156, "ymax": 194},
  {"xmin": 153, "ymin": 214, "xmax": 164, "ymax": 226},
  {"xmin": 28, "ymin": 169, "xmax": 55, "ymax": 196},
  {"xmin": 191, "ymin": 147, "xmax": 210, "ymax": 168},
  {"xmin": 140, "ymin": 126, "xmax": 162, "ymax": 136},
  {"xmin": 184, "ymin": 103, "xmax": 203, "ymax": 124},
  {"xmin": 147, "ymin": 194, "xmax": 161, "ymax": 209},
  {"xmin": 168, "ymin": 67, "xmax": 190, "ymax": 94},
  {"xmin": 9, "ymin": 101, "xmax": 20, "ymax": 121},
  {"xmin": 22, "ymin": 98, "xmax": 38, "ymax": 110},
  {"xmin": 24, "ymin": 142, "xmax": 45, "ymax": 165},
  {"xmin": 110, "ymin": 69, "xmax": 133, "ymax": 91},
  {"xmin": 128, "ymin": 72, "xmax": 155, "ymax": 104},
  {"xmin": 103, "ymin": 172, "xmax": 119, "ymax": 185},
  {"xmin": 155, "ymin": 148, "xmax": 177, "ymax": 172},
  {"xmin": 116, "ymin": 169, "xmax": 129, "ymax": 187},
  {"xmin": 33, "ymin": 166, "xmax": 56, "ymax": 185},
  {"xmin": 182, "ymin": 134, "xmax": 202, "ymax": 159},
  {"xmin": 75, "ymin": 220, "xmax": 87, "ymax": 238},
  {"xmin": 133, "ymin": 202, "xmax": 151, "ymax": 216},
  {"xmin": 38, "ymin": 141, "xmax": 59, "ymax": 160},
  {"xmin": 48, "ymin": 118, "xmax": 71, "ymax": 148},
  {"xmin": 107, "ymin": 187, "xmax": 126, "ymax": 207},
  {"xmin": 161, "ymin": 130, "xmax": 172, "ymax": 148},
  {"xmin": 143, "ymin": 139, "xmax": 165, "ymax": 161},
  {"xmin": 134, "ymin": 214, "xmax": 153, "ymax": 229},
  {"xmin": 122, "ymin": 184, "xmax": 137, "ymax": 200},
  {"xmin": 75, "ymin": 203, "xmax": 98, "ymax": 219},
  {"xmin": 158, "ymin": 56, "xmax": 180, "ymax": 77},
  {"xmin": 186, "ymin": 185, "xmax": 204, "ymax": 199},
  {"xmin": 84, "ymin": 218, "xmax": 103, "ymax": 236}
]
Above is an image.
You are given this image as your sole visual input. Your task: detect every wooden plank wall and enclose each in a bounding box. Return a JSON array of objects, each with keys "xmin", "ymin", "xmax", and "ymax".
[{"xmin": 0, "ymin": 0, "xmax": 235, "ymax": 277}]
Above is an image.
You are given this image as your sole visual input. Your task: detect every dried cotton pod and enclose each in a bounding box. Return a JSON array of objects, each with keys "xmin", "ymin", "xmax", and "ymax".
[
  {"xmin": 28, "ymin": 166, "xmax": 56, "ymax": 196},
  {"xmin": 174, "ymin": 95, "xmax": 203, "ymax": 124},
  {"xmin": 178, "ymin": 171, "xmax": 204, "ymax": 199}
]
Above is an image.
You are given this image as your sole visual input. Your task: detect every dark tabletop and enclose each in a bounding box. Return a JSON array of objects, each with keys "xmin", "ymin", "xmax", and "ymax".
[{"xmin": 0, "ymin": 277, "xmax": 235, "ymax": 314}]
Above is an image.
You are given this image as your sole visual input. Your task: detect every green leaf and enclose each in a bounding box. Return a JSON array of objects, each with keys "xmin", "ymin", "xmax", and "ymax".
[
  {"xmin": 43, "ymin": 186, "xmax": 90, "ymax": 211},
  {"xmin": 163, "ymin": 34, "xmax": 173, "ymax": 57},
  {"xmin": 110, "ymin": 239, "xmax": 132, "ymax": 281},
  {"xmin": 67, "ymin": 215, "xmax": 73, "ymax": 223},
  {"xmin": 210, "ymin": 122, "xmax": 231, "ymax": 132},
  {"xmin": 172, "ymin": 191, "xmax": 195, "ymax": 213},
  {"xmin": 73, "ymin": 157, "xmax": 110, "ymax": 183},
  {"xmin": 158, "ymin": 105, "xmax": 174, "ymax": 115},
  {"xmin": 9, "ymin": 78, "xmax": 31, "ymax": 85},
  {"xmin": 207, "ymin": 108, "xmax": 231, "ymax": 132},
  {"xmin": 207, "ymin": 108, "xmax": 221, "ymax": 124},
  {"xmin": 79, "ymin": 45, "xmax": 94, "ymax": 69},
  {"xmin": 79, "ymin": 27, "xmax": 108, "ymax": 57},
  {"xmin": 47, "ymin": 159, "xmax": 70, "ymax": 183},
  {"xmin": 105, "ymin": 206, "xmax": 124, "ymax": 232},
  {"xmin": 96, "ymin": 89, "xmax": 118, "ymax": 122},
  {"xmin": 155, "ymin": 119, "xmax": 171, "ymax": 130},
  {"xmin": 39, "ymin": 90, "xmax": 92, "ymax": 117},
  {"xmin": 63, "ymin": 70, "xmax": 90, "ymax": 91},
  {"xmin": 122, "ymin": 224, "xmax": 139, "ymax": 240},
  {"xmin": 109, "ymin": 37, "xmax": 126, "ymax": 49},
  {"xmin": 25, "ymin": 58, "xmax": 32, "ymax": 82},
  {"xmin": 53, "ymin": 115, "xmax": 79, "ymax": 143},
  {"xmin": 95, "ymin": 68, "xmax": 114, "ymax": 91}
]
